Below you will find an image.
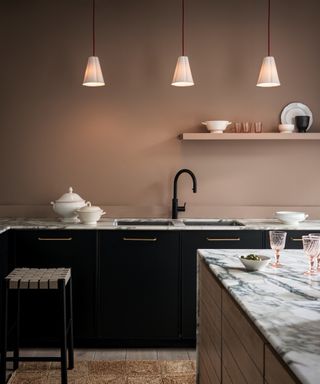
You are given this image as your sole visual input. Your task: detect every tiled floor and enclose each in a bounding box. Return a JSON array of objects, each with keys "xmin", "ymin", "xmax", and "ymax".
[{"xmin": 19, "ymin": 348, "xmax": 197, "ymax": 361}]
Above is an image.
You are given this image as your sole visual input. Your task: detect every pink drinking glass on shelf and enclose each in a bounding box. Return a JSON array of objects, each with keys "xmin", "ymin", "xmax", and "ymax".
[
  {"xmin": 269, "ymin": 231, "xmax": 287, "ymax": 267},
  {"xmin": 302, "ymin": 235, "xmax": 320, "ymax": 275},
  {"xmin": 242, "ymin": 122, "xmax": 251, "ymax": 133},
  {"xmin": 234, "ymin": 122, "xmax": 242, "ymax": 133}
]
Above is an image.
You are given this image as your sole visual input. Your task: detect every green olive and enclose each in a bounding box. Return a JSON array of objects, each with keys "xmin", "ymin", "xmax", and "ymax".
[{"xmin": 241, "ymin": 254, "xmax": 262, "ymax": 261}]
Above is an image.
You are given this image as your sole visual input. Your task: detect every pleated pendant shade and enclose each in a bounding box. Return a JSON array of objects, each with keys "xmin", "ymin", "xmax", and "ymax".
[
  {"xmin": 257, "ymin": 56, "xmax": 280, "ymax": 87},
  {"xmin": 83, "ymin": 0, "xmax": 105, "ymax": 87},
  {"xmin": 83, "ymin": 56, "xmax": 105, "ymax": 86},
  {"xmin": 171, "ymin": 0, "xmax": 194, "ymax": 87},
  {"xmin": 172, "ymin": 56, "xmax": 194, "ymax": 87},
  {"xmin": 256, "ymin": 0, "xmax": 280, "ymax": 88}
]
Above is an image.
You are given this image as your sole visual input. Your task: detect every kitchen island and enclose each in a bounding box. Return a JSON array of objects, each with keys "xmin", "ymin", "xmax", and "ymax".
[{"xmin": 198, "ymin": 249, "xmax": 320, "ymax": 384}]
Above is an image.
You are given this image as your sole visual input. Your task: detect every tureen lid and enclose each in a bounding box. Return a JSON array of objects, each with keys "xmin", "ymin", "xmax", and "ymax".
[
  {"xmin": 77, "ymin": 201, "xmax": 103, "ymax": 213},
  {"xmin": 55, "ymin": 187, "xmax": 85, "ymax": 203}
]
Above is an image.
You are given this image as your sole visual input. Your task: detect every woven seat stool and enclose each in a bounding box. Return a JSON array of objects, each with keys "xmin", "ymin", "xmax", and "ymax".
[{"xmin": 0, "ymin": 268, "xmax": 74, "ymax": 384}]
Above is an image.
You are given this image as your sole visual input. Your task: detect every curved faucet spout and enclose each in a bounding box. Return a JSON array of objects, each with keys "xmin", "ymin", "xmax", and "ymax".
[{"xmin": 172, "ymin": 169, "xmax": 197, "ymax": 219}]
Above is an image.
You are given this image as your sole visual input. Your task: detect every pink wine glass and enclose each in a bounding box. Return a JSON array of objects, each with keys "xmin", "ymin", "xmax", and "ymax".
[
  {"xmin": 302, "ymin": 235, "xmax": 320, "ymax": 275},
  {"xmin": 269, "ymin": 231, "xmax": 287, "ymax": 267},
  {"xmin": 309, "ymin": 233, "xmax": 320, "ymax": 272}
]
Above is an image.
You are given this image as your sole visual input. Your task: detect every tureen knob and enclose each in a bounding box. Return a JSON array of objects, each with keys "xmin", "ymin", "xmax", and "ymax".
[{"xmin": 69, "ymin": 187, "xmax": 73, "ymax": 193}]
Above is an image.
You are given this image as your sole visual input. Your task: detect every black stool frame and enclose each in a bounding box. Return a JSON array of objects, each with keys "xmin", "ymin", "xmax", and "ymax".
[{"xmin": 0, "ymin": 277, "xmax": 74, "ymax": 384}]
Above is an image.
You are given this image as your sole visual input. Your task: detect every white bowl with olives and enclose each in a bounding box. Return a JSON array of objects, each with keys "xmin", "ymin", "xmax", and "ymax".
[{"xmin": 239, "ymin": 254, "xmax": 271, "ymax": 271}]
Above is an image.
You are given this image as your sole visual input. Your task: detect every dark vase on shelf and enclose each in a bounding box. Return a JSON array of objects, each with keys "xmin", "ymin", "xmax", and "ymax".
[{"xmin": 295, "ymin": 115, "xmax": 310, "ymax": 133}]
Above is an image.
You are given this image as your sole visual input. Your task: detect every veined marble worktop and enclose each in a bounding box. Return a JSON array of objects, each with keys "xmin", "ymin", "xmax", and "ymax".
[
  {"xmin": 1, "ymin": 217, "xmax": 320, "ymax": 232},
  {"xmin": 199, "ymin": 248, "xmax": 320, "ymax": 384}
]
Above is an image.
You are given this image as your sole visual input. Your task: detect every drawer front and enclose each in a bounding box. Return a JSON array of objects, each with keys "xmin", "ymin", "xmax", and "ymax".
[
  {"xmin": 222, "ymin": 316, "xmax": 263, "ymax": 384},
  {"xmin": 195, "ymin": 230, "xmax": 264, "ymax": 249},
  {"xmin": 265, "ymin": 346, "xmax": 299, "ymax": 384},
  {"xmin": 222, "ymin": 291, "xmax": 264, "ymax": 373}
]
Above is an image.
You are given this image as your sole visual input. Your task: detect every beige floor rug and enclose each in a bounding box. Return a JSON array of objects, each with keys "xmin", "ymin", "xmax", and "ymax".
[{"xmin": 8, "ymin": 360, "xmax": 196, "ymax": 384}]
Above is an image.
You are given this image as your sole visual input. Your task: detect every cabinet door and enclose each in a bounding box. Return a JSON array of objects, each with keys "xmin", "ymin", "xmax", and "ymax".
[
  {"xmin": 99, "ymin": 231, "xmax": 180, "ymax": 343},
  {"xmin": 0, "ymin": 231, "xmax": 9, "ymax": 333},
  {"xmin": 181, "ymin": 230, "xmax": 264, "ymax": 341},
  {"xmin": 266, "ymin": 230, "xmax": 320, "ymax": 250},
  {"xmin": 13, "ymin": 230, "xmax": 97, "ymax": 344},
  {"xmin": 0, "ymin": 231, "xmax": 9, "ymax": 286}
]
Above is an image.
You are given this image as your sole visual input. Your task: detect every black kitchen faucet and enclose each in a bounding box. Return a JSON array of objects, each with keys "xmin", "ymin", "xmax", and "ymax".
[{"xmin": 171, "ymin": 169, "xmax": 197, "ymax": 219}]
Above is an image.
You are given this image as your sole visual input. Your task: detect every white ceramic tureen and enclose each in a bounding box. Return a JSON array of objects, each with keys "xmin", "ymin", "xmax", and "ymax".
[
  {"xmin": 51, "ymin": 187, "xmax": 87, "ymax": 222},
  {"xmin": 76, "ymin": 202, "xmax": 106, "ymax": 225}
]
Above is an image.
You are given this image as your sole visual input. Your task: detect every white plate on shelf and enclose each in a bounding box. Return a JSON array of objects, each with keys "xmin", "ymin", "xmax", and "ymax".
[{"xmin": 281, "ymin": 102, "xmax": 313, "ymax": 131}]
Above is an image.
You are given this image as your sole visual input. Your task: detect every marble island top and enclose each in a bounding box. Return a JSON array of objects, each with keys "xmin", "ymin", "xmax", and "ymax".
[
  {"xmin": 199, "ymin": 248, "xmax": 320, "ymax": 384},
  {"xmin": 1, "ymin": 217, "xmax": 320, "ymax": 232}
]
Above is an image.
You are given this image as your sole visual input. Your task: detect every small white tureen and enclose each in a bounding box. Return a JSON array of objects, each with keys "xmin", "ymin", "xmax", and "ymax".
[
  {"xmin": 76, "ymin": 202, "xmax": 106, "ymax": 225},
  {"xmin": 51, "ymin": 187, "xmax": 87, "ymax": 223}
]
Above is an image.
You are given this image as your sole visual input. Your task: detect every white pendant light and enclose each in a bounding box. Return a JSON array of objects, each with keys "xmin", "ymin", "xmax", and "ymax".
[
  {"xmin": 256, "ymin": 0, "xmax": 280, "ymax": 87},
  {"xmin": 83, "ymin": 0, "xmax": 105, "ymax": 87},
  {"xmin": 171, "ymin": 0, "xmax": 194, "ymax": 87}
]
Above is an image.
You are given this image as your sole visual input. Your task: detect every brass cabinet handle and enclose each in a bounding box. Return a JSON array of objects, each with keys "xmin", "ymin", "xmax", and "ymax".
[
  {"xmin": 38, "ymin": 237, "xmax": 73, "ymax": 241},
  {"xmin": 290, "ymin": 238, "xmax": 302, "ymax": 242},
  {"xmin": 123, "ymin": 237, "xmax": 157, "ymax": 242},
  {"xmin": 206, "ymin": 237, "xmax": 240, "ymax": 242}
]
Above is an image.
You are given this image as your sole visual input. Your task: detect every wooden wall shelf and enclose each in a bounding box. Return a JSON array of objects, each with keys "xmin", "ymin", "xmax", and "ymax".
[{"xmin": 179, "ymin": 133, "xmax": 320, "ymax": 141}]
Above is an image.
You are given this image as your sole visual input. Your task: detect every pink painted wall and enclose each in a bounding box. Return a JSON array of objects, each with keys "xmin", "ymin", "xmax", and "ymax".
[{"xmin": 0, "ymin": 0, "xmax": 319, "ymax": 218}]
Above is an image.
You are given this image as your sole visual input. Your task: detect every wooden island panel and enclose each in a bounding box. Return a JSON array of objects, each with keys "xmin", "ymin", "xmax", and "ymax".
[{"xmin": 198, "ymin": 257, "xmax": 300, "ymax": 384}]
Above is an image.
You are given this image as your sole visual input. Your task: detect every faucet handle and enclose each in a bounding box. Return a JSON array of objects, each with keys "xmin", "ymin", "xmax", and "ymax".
[{"xmin": 178, "ymin": 202, "xmax": 186, "ymax": 212}]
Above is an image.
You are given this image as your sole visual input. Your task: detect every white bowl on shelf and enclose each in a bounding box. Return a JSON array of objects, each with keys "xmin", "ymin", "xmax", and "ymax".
[
  {"xmin": 239, "ymin": 255, "xmax": 271, "ymax": 271},
  {"xmin": 278, "ymin": 124, "xmax": 294, "ymax": 133},
  {"xmin": 202, "ymin": 120, "xmax": 232, "ymax": 133},
  {"xmin": 275, "ymin": 211, "xmax": 308, "ymax": 225}
]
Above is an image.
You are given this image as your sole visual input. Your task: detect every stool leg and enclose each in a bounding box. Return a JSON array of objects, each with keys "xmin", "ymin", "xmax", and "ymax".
[
  {"xmin": 0, "ymin": 281, "xmax": 8, "ymax": 384},
  {"xmin": 67, "ymin": 278, "xmax": 74, "ymax": 370},
  {"xmin": 13, "ymin": 289, "xmax": 20, "ymax": 370},
  {"xmin": 59, "ymin": 280, "xmax": 68, "ymax": 384}
]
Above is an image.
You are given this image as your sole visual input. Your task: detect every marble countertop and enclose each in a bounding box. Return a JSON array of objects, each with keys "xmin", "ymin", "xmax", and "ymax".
[
  {"xmin": 199, "ymin": 248, "xmax": 320, "ymax": 384},
  {"xmin": 1, "ymin": 217, "xmax": 320, "ymax": 231}
]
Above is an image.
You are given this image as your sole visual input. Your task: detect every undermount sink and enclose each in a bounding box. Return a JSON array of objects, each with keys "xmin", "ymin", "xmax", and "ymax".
[
  {"xmin": 116, "ymin": 220, "xmax": 173, "ymax": 226},
  {"xmin": 116, "ymin": 219, "xmax": 245, "ymax": 227},
  {"xmin": 182, "ymin": 220, "xmax": 244, "ymax": 226}
]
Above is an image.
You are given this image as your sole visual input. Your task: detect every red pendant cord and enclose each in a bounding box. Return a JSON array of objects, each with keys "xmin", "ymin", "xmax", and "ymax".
[
  {"xmin": 182, "ymin": 0, "xmax": 185, "ymax": 56},
  {"xmin": 268, "ymin": 0, "xmax": 271, "ymax": 56},
  {"xmin": 92, "ymin": 0, "xmax": 96, "ymax": 56}
]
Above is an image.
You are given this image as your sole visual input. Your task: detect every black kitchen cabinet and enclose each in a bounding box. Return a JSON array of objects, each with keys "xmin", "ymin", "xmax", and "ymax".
[
  {"xmin": 12, "ymin": 230, "xmax": 97, "ymax": 345},
  {"xmin": 0, "ymin": 231, "xmax": 9, "ymax": 286},
  {"xmin": 0, "ymin": 231, "xmax": 9, "ymax": 330},
  {"xmin": 181, "ymin": 230, "xmax": 265, "ymax": 343},
  {"xmin": 99, "ymin": 231, "xmax": 180, "ymax": 346}
]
